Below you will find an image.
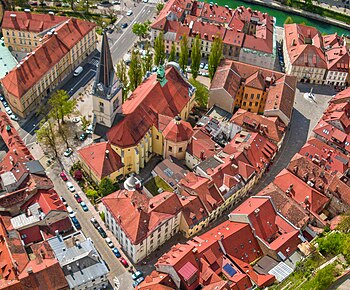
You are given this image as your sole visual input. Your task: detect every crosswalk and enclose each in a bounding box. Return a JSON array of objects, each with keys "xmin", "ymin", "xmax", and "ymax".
[{"xmin": 89, "ymin": 58, "xmax": 99, "ymax": 66}]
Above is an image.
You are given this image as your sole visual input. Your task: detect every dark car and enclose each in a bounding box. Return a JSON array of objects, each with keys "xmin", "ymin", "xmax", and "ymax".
[
  {"xmin": 121, "ymin": 23, "xmax": 128, "ymax": 29},
  {"xmin": 112, "ymin": 247, "xmax": 121, "ymax": 258},
  {"xmin": 74, "ymin": 193, "xmax": 82, "ymax": 203},
  {"xmin": 97, "ymin": 226, "xmax": 107, "ymax": 238},
  {"xmin": 79, "ymin": 133, "xmax": 87, "ymax": 141},
  {"xmin": 71, "ymin": 216, "xmax": 81, "ymax": 230},
  {"xmin": 90, "ymin": 217, "xmax": 100, "ymax": 229}
]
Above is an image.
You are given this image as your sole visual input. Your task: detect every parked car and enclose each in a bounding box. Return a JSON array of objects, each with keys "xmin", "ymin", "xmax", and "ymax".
[
  {"xmin": 90, "ymin": 217, "xmax": 100, "ymax": 228},
  {"xmin": 121, "ymin": 23, "xmax": 128, "ymax": 29},
  {"xmin": 72, "ymin": 117, "xmax": 81, "ymax": 123},
  {"xmin": 60, "ymin": 172, "xmax": 68, "ymax": 181},
  {"xmin": 105, "ymin": 237, "xmax": 114, "ymax": 248},
  {"xmin": 74, "ymin": 193, "xmax": 82, "ymax": 203},
  {"xmin": 66, "ymin": 182, "xmax": 76, "ymax": 192},
  {"xmin": 97, "ymin": 226, "xmax": 107, "ymax": 238},
  {"xmin": 66, "ymin": 206, "xmax": 75, "ymax": 218},
  {"xmin": 86, "ymin": 124, "xmax": 94, "ymax": 134},
  {"xmin": 79, "ymin": 133, "xmax": 88, "ymax": 141},
  {"xmin": 60, "ymin": 196, "xmax": 67, "ymax": 206},
  {"xmin": 204, "ymin": 63, "xmax": 209, "ymax": 70},
  {"xmin": 132, "ymin": 271, "xmax": 143, "ymax": 280},
  {"xmin": 73, "ymin": 66, "xmax": 83, "ymax": 77},
  {"xmin": 0, "ymin": 96, "xmax": 4, "ymax": 102},
  {"xmin": 80, "ymin": 201, "xmax": 89, "ymax": 211},
  {"xmin": 133, "ymin": 277, "xmax": 145, "ymax": 287},
  {"xmin": 112, "ymin": 248, "xmax": 121, "ymax": 258},
  {"xmin": 126, "ymin": 9, "xmax": 133, "ymax": 16},
  {"xmin": 119, "ymin": 257, "xmax": 129, "ymax": 267},
  {"xmin": 10, "ymin": 114, "xmax": 19, "ymax": 121},
  {"xmin": 64, "ymin": 148, "xmax": 73, "ymax": 157},
  {"xmin": 71, "ymin": 216, "xmax": 81, "ymax": 230},
  {"xmin": 200, "ymin": 62, "xmax": 205, "ymax": 69},
  {"xmin": 3, "ymin": 101, "xmax": 8, "ymax": 107},
  {"xmin": 5, "ymin": 107, "xmax": 12, "ymax": 115},
  {"xmin": 112, "ymin": 0, "xmax": 120, "ymax": 4}
]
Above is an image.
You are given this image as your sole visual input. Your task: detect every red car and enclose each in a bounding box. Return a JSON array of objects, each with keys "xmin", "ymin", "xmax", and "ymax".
[
  {"xmin": 119, "ymin": 257, "xmax": 129, "ymax": 267},
  {"xmin": 60, "ymin": 172, "xmax": 68, "ymax": 181},
  {"xmin": 74, "ymin": 194, "xmax": 82, "ymax": 203}
]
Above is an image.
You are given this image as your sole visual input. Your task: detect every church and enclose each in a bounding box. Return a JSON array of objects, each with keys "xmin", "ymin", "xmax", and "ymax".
[{"xmin": 78, "ymin": 32, "xmax": 196, "ymax": 183}]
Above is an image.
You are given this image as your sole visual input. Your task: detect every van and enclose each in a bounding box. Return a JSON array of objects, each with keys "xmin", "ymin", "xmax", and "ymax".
[{"xmin": 73, "ymin": 66, "xmax": 83, "ymax": 76}]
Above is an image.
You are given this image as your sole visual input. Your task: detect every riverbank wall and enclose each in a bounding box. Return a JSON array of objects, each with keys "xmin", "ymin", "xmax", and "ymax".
[{"xmin": 240, "ymin": 0, "xmax": 350, "ymax": 33}]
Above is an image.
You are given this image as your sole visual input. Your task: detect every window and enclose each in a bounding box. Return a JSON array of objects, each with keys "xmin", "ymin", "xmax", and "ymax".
[
  {"xmin": 250, "ymin": 94, "xmax": 254, "ymax": 99},
  {"xmin": 179, "ymin": 147, "xmax": 183, "ymax": 152},
  {"xmin": 243, "ymin": 101, "xmax": 246, "ymax": 106},
  {"xmin": 257, "ymin": 94, "xmax": 260, "ymax": 100},
  {"xmin": 255, "ymin": 102, "xmax": 259, "ymax": 107},
  {"xmin": 249, "ymin": 102, "xmax": 252, "ymax": 106},
  {"xmin": 156, "ymin": 135, "xmax": 159, "ymax": 140},
  {"xmin": 244, "ymin": 93, "xmax": 248, "ymax": 99},
  {"xmin": 168, "ymin": 146, "xmax": 173, "ymax": 151},
  {"xmin": 99, "ymin": 101, "xmax": 104, "ymax": 113}
]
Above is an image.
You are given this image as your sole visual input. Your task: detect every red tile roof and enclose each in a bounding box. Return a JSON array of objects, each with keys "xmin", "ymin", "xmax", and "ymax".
[
  {"xmin": 180, "ymin": 195, "xmax": 208, "ymax": 227},
  {"xmin": 107, "ymin": 67, "xmax": 192, "ymax": 148},
  {"xmin": 186, "ymin": 129, "xmax": 218, "ymax": 161},
  {"xmin": 231, "ymin": 109, "xmax": 286, "ymax": 143},
  {"xmin": 330, "ymin": 87, "xmax": 350, "ymax": 104},
  {"xmin": 78, "ymin": 141, "xmax": 123, "ymax": 180},
  {"xmin": 138, "ymin": 271, "xmax": 176, "ymax": 290},
  {"xmin": 274, "ymin": 169, "xmax": 329, "ymax": 214},
  {"xmin": 2, "ymin": 11, "xmax": 69, "ymax": 32},
  {"xmin": 163, "ymin": 118, "xmax": 193, "ymax": 142},
  {"xmin": 257, "ymin": 183, "xmax": 309, "ymax": 229},
  {"xmin": 284, "ymin": 24, "xmax": 327, "ymax": 68},
  {"xmin": 1, "ymin": 18, "xmax": 96, "ymax": 99},
  {"xmin": 102, "ymin": 189, "xmax": 182, "ymax": 244},
  {"xmin": 210, "ymin": 59, "xmax": 296, "ymax": 124},
  {"xmin": 299, "ymin": 137, "xmax": 349, "ymax": 174},
  {"xmin": 230, "ymin": 196, "xmax": 300, "ymax": 256}
]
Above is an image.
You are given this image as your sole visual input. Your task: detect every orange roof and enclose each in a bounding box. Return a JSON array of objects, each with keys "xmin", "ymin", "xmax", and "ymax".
[
  {"xmin": 186, "ymin": 129, "xmax": 218, "ymax": 161},
  {"xmin": 330, "ymin": 87, "xmax": 350, "ymax": 104},
  {"xmin": 274, "ymin": 169, "xmax": 329, "ymax": 214},
  {"xmin": 1, "ymin": 18, "xmax": 95, "ymax": 99},
  {"xmin": 107, "ymin": 66, "xmax": 193, "ymax": 148},
  {"xmin": 231, "ymin": 109, "xmax": 286, "ymax": 143},
  {"xmin": 102, "ymin": 190, "xmax": 182, "ymax": 244},
  {"xmin": 163, "ymin": 117, "xmax": 193, "ymax": 142},
  {"xmin": 78, "ymin": 142, "xmax": 123, "ymax": 180},
  {"xmin": 2, "ymin": 11, "xmax": 69, "ymax": 33}
]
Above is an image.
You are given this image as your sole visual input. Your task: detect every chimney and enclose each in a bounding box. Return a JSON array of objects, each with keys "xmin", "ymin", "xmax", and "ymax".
[
  {"xmin": 105, "ymin": 150, "xmax": 109, "ymax": 159},
  {"xmin": 200, "ymin": 150, "xmax": 205, "ymax": 160},
  {"xmin": 150, "ymin": 203, "xmax": 154, "ymax": 208},
  {"xmin": 27, "ymin": 268, "xmax": 33, "ymax": 274}
]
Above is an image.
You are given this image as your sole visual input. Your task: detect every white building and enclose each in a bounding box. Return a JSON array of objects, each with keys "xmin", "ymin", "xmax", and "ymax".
[{"xmin": 102, "ymin": 176, "xmax": 183, "ymax": 263}]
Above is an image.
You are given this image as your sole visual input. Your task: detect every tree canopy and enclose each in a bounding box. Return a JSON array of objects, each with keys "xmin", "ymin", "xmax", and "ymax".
[
  {"xmin": 116, "ymin": 60, "xmax": 129, "ymax": 102},
  {"xmin": 191, "ymin": 35, "xmax": 202, "ymax": 79},
  {"xmin": 128, "ymin": 50, "xmax": 143, "ymax": 91},
  {"xmin": 98, "ymin": 177, "xmax": 117, "ymax": 196},
  {"xmin": 179, "ymin": 34, "xmax": 189, "ymax": 71},
  {"xmin": 208, "ymin": 36, "xmax": 223, "ymax": 80},
  {"xmin": 154, "ymin": 32, "xmax": 166, "ymax": 66},
  {"xmin": 132, "ymin": 22, "xmax": 150, "ymax": 40},
  {"xmin": 49, "ymin": 90, "xmax": 76, "ymax": 124},
  {"xmin": 168, "ymin": 43, "xmax": 176, "ymax": 62}
]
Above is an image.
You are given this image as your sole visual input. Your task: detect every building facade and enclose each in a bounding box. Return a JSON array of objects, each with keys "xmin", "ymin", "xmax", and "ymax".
[{"xmin": 1, "ymin": 17, "xmax": 96, "ymax": 118}]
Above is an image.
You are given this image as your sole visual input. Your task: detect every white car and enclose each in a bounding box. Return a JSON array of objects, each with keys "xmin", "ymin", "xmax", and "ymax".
[
  {"xmin": 143, "ymin": 0, "xmax": 148, "ymax": 2},
  {"xmin": 66, "ymin": 182, "xmax": 76, "ymax": 192},
  {"xmin": 105, "ymin": 237, "xmax": 114, "ymax": 248},
  {"xmin": 5, "ymin": 107, "xmax": 12, "ymax": 115},
  {"xmin": 126, "ymin": 9, "xmax": 133, "ymax": 16},
  {"xmin": 86, "ymin": 124, "xmax": 94, "ymax": 134},
  {"xmin": 10, "ymin": 114, "xmax": 18, "ymax": 121},
  {"xmin": 66, "ymin": 206, "xmax": 76, "ymax": 218},
  {"xmin": 73, "ymin": 66, "xmax": 83, "ymax": 77},
  {"xmin": 64, "ymin": 148, "xmax": 73, "ymax": 157}
]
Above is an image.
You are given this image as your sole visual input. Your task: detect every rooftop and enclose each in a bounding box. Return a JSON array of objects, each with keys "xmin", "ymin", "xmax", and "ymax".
[{"xmin": 0, "ymin": 45, "xmax": 17, "ymax": 79}]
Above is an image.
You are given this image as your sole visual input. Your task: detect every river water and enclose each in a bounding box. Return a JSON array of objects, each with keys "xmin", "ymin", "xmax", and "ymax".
[{"xmin": 202, "ymin": 0, "xmax": 350, "ymax": 35}]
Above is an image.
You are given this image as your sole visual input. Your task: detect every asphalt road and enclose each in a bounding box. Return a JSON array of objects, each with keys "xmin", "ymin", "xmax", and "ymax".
[
  {"xmin": 109, "ymin": 4, "xmax": 155, "ymax": 63},
  {"xmin": 47, "ymin": 164, "xmax": 134, "ymax": 290}
]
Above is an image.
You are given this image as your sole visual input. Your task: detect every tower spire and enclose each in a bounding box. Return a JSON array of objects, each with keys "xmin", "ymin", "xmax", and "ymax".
[{"xmin": 95, "ymin": 30, "xmax": 114, "ymax": 90}]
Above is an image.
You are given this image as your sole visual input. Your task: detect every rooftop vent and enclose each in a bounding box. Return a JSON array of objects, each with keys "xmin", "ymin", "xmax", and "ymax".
[
  {"xmin": 24, "ymin": 9, "xmax": 30, "ymax": 13},
  {"xmin": 10, "ymin": 14, "xmax": 16, "ymax": 18},
  {"xmin": 48, "ymin": 11, "xmax": 55, "ymax": 15}
]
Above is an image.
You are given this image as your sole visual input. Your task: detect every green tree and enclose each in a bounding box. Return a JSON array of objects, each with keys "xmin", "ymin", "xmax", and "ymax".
[
  {"xmin": 318, "ymin": 232, "xmax": 344, "ymax": 256},
  {"xmin": 116, "ymin": 60, "xmax": 129, "ymax": 102},
  {"xmin": 284, "ymin": 16, "xmax": 294, "ymax": 24},
  {"xmin": 304, "ymin": 0, "xmax": 313, "ymax": 8},
  {"xmin": 99, "ymin": 177, "xmax": 117, "ymax": 197},
  {"xmin": 154, "ymin": 32, "xmax": 165, "ymax": 66},
  {"xmin": 179, "ymin": 34, "xmax": 189, "ymax": 71},
  {"xmin": 336, "ymin": 213, "xmax": 350, "ymax": 233},
  {"xmin": 191, "ymin": 35, "xmax": 202, "ymax": 79},
  {"xmin": 36, "ymin": 119, "xmax": 59, "ymax": 158},
  {"xmin": 132, "ymin": 22, "xmax": 150, "ymax": 41},
  {"xmin": 142, "ymin": 49, "xmax": 153, "ymax": 73},
  {"xmin": 208, "ymin": 36, "xmax": 223, "ymax": 80},
  {"xmin": 49, "ymin": 90, "xmax": 77, "ymax": 124},
  {"xmin": 156, "ymin": 2, "xmax": 164, "ymax": 14},
  {"xmin": 128, "ymin": 50, "xmax": 143, "ymax": 92},
  {"xmin": 189, "ymin": 78, "xmax": 208, "ymax": 108},
  {"xmin": 312, "ymin": 264, "xmax": 336, "ymax": 290},
  {"xmin": 86, "ymin": 189, "xmax": 99, "ymax": 203},
  {"xmin": 81, "ymin": 116, "xmax": 91, "ymax": 131},
  {"xmin": 168, "ymin": 43, "xmax": 176, "ymax": 62}
]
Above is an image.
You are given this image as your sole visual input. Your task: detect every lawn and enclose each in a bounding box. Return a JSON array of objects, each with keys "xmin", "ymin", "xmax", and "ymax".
[{"xmin": 144, "ymin": 176, "xmax": 173, "ymax": 196}]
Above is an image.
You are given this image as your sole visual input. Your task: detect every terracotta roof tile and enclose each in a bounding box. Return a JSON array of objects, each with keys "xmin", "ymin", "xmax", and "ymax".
[{"xmin": 163, "ymin": 118, "xmax": 193, "ymax": 142}]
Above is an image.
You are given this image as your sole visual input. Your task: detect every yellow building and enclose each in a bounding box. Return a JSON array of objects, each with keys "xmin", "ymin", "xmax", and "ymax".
[
  {"xmin": 1, "ymin": 16, "xmax": 96, "ymax": 118},
  {"xmin": 79, "ymin": 63, "xmax": 196, "ymax": 183}
]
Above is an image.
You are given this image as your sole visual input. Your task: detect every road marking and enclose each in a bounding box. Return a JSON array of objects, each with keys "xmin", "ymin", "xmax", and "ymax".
[{"xmin": 111, "ymin": 6, "xmax": 147, "ymax": 50}]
